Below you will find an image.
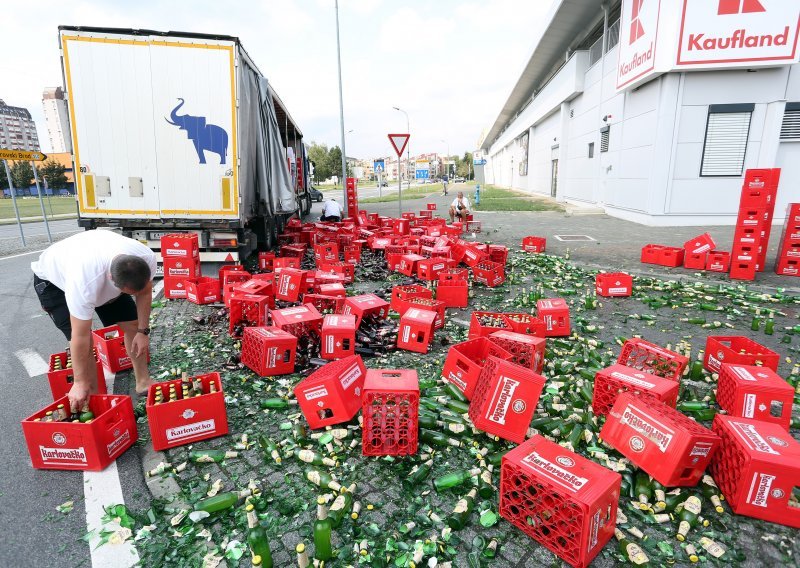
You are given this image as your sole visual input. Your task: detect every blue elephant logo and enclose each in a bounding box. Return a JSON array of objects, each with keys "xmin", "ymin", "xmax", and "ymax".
[{"xmin": 165, "ymin": 98, "xmax": 228, "ymax": 165}]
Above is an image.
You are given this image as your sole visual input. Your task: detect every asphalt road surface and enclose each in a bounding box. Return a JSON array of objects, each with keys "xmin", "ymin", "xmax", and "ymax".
[{"xmin": 0, "ymin": 249, "xmax": 149, "ymax": 568}]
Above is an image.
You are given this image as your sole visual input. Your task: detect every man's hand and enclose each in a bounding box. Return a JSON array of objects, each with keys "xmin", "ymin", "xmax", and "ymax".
[
  {"xmin": 68, "ymin": 381, "xmax": 92, "ymax": 414},
  {"xmin": 130, "ymin": 332, "xmax": 149, "ymax": 358}
]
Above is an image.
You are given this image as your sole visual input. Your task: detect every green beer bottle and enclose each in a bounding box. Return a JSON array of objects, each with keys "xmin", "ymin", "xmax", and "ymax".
[
  {"xmin": 675, "ymin": 495, "xmax": 702, "ymax": 541},
  {"xmin": 477, "ymin": 467, "xmax": 494, "ymax": 499},
  {"xmin": 295, "ymin": 449, "xmax": 336, "ymax": 468},
  {"xmin": 246, "ymin": 504, "xmax": 273, "ymax": 568},
  {"xmin": 433, "ymin": 468, "xmax": 481, "ymax": 492},
  {"xmin": 405, "ymin": 459, "xmax": 434, "ymax": 488},
  {"xmin": 305, "ymin": 469, "xmax": 342, "ymax": 492},
  {"xmin": 260, "ymin": 398, "xmax": 297, "ymax": 410},
  {"xmin": 635, "ymin": 472, "xmax": 654, "ymax": 510},
  {"xmin": 313, "ymin": 496, "xmax": 333, "ymax": 561},
  {"xmin": 296, "ymin": 542, "xmax": 310, "ymax": 568},
  {"xmin": 258, "ymin": 436, "xmax": 282, "ymax": 466},
  {"xmin": 195, "ymin": 489, "xmax": 251, "ymax": 514},
  {"xmin": 614, "ymin": 528, "xmax": 649, "ymax": 565},
  {"xmin": 447, "ymin": 488, "xmax": 477, "ymax": 530},
  {"xmin": 701, "ymin": 475, "xmax": 725, "ymax": 513},
  {"xmin": 328, "ymin": 484, "xmax": 355, "ymax": 528}
]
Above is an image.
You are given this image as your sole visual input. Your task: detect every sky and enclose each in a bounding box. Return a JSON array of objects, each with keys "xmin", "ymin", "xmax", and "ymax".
[{"xmin": 0, "ymin": 0, "xmax": 556, "ymax": 160}]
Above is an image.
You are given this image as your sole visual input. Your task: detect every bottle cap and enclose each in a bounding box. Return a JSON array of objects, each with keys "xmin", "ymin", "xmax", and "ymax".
[{"xmin": 296, "ymin": 543, "xmax": 306, "ymax": 553}]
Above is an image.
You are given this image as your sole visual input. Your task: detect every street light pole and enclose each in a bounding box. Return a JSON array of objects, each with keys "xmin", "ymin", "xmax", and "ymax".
[
  {"xmin": 440, "ymin": 139, "xmax": 450, "ymax": 179},
  {"xmin": 393, "ymin": 106, "xmax": 409, "ymax": 217},
  {"xmin": 335, "ymin": 0, "xmax": 349, "ymax": 217}
]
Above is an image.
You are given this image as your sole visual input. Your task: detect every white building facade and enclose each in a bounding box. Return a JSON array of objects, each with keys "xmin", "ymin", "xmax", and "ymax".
[
  {"xmin": 480, "ymin": 0, "xmax": 800, "ymax": 226},
  {"xmin": 42, "ymin": 87, "xmax": 72, "ymax": 153}
]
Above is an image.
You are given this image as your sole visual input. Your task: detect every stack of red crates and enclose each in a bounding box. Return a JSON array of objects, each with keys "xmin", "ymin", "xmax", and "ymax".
[
  {"xmin": 160, "ymin": 233, "xmax": 200, "ymax": 299},
  {"xmin": 775, "ymin": 202, "xmax": 800, "ymax": 276},
  {"xmin": 731, "ymin": 168, "xmax": 780, "ymax": 280}
]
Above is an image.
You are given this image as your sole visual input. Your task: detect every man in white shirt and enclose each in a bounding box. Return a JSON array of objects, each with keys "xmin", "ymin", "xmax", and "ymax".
[
  {"xmin": 449, "ymin": 191, "xmax": 471, "ymax": 223},
  {"xmin": 31, "ymin": 230, "xmax": 157, "ymax": 410},
  {"xmin": 321, "ymin": 198, "xmax": 343, "ymax": 222}
]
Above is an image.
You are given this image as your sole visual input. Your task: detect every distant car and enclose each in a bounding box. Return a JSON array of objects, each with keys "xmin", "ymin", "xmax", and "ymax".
[
  {"xmin": 379, "ymin": 181, "xmax": 388, "ymax": 187},
  {"xmin": 308, "ymin": 187, "xmax": 324, "ymax": 202},
  {"xmin": 453, "ymin": 177, "xmax": 465, "ymax": 183}
]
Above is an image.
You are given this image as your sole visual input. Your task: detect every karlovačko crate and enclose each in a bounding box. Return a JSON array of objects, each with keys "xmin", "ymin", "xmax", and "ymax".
[
  {"xmin": 47, "ymin": 350, "xmax": 107, "ymax": 401},
  {"xmin": 362, "ymin": 369, "xmax": 419, "ymax": 457},
  {"xmin": 293, "ymin": 355, "xmax": 366, "ymax": 429}
]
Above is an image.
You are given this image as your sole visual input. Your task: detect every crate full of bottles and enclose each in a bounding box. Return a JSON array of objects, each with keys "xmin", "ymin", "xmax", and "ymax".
[
  {"xmin": 47, "ymin": 349, "xmax": 107, "ymax": 400},
  {"xmin": 21, "ymin": 394, "xmax": 137, "ymax": 471},
  {"xmin": 146, "ymin": 372, "xmax": 229, "ymax": 451}
]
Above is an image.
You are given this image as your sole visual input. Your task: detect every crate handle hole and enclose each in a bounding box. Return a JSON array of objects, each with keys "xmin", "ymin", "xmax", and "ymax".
[
  {"xmin": 770, "ymin": 400, "xmax": 784, "ymax": 418},
  {"xmin": 789, "ymin": 487, "xmax": 800, "ymax": 509},
  {"xmin": 317, "ymin": 408, "xmax": 334, "ymax": 420}
]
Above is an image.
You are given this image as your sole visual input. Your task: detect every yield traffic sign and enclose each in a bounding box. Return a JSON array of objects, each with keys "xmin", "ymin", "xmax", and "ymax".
[{"xmin": 388, "ymin": 133, "xmax": 410, "ymax": 157}]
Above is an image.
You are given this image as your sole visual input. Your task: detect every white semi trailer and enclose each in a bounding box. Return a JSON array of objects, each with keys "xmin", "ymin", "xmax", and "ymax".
[{"xmin": 58, "ymin": 26, "xmax": 312, "ymax": 263}]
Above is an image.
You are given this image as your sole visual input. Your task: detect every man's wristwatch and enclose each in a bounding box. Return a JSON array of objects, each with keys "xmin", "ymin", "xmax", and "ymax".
[{"xmin": 137, "ymin": 327, "xmax": 151, "ymax": 336}]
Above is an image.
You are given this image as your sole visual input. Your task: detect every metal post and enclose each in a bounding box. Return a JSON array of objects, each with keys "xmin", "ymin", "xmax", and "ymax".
[
  {"xmin": 335, "ymin": 0, "xmax": 349, "ymax": 218},
  {"xmin": 31, "ymin": 161, "xmax": 52, "ymax": 243},
  {"xmin": 4, "ymin": 160, "xmax": 26, "ymax": 245}
]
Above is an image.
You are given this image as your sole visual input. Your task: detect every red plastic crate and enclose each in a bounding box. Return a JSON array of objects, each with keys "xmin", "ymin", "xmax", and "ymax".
[
  {"xmin": 717, "ymin": 364, "xmax": 793, "ymax": 430},
  {"xmin": 92, "ymin": 325, "xmax": 133, "ymax": 373},
  {"xmin": 219, "ymin": 263, "xmax": 247, "ymax": 287},
  {"xmin": 398, "ymin": 297, "xmax": 446, "ymax": 330},
  {"xmin": 536, "ymin": 298, "xmax": 571, "ymax": 337},
  {"xmin": 601, "ymin": 393, "xmax": 720, "ymax": 487},
  {"xmin": 258, "ymin": 251, "xmax": 276, "ymax": 271},
  {"xmin": 521, "ymin": 236, "xmax": 546, "ymax": 253},
  {"xmin": 398, "ymin": 254, "xmax": 425, "ymax": 276},
  {"xmin": 442, "ymin": 338, "xmax": 513, "ymax": 400},
  {"xmin": 469, "ymin": 356, "xmax": 545, "ymax": 444},
  {"xmin": 318, "ymin": 261, "xmax": 355, "ymax": 284},
  {"xmin": 436, "ymin": 279, "xmax": 468, "ymax": 308},
  {"xmin": 658, "ymin": 246, "xmax": 685, "ymax": 267},
  {"xmin": 232, "ymin": 278, "xmax": 273, "ymax": 302},
  {"xmin": 438, "ymin": 267, "xmax": 470, "ymax": 282},
  {"xmin": 318, "ymin": 283, "xmax": 346, "ymax": 298},
  {"xmin": 488, "ymin": 330, "xmax": 546, "ymax": 374},
  {"xmin": 390, "ymin": 284, "xmax": 432, "ymax": 312},
  {"xmin": 427, "ymin": 203, "xmax": 437, "ymax": 210},
  {"xmin": 47, "ymin": 351, "xmax": 107, "ymax": 401},
  {"xmin": 617, "ymin": 337, "xmax": 688, "ymax": 382},
  {"xmin": 462, "ymin": 245, "xmax": 488, "ymax": 267},
  {"xmin": 640, "ymin": 244, "xmax": 665, "ymax": 264},
  {"xmin": 160, "ymin": 233, "xmax": 199, "ymax": 258},
  {"xmin": 417, "ymin": 258, "xmax": 454, "ymax": 281},
  {"xmin": 683, "ymin": 251, "xmax": 707, "ymax": 270},
  {"xmin": 397, "ymin": 308, "xmax": 437, "ymax": 354},
  {"xmin": 343, "ymin": 245, "xmax": 362, "ymax": 264},
  {"xmin": 468, "ymin": 311, "xmax": 513, "ymax": 339},
  {"xmin": 418, "ymin": 210, "xmax": 433, "ymax": 218},
  {"xmin": 473, "ymin": 260, "xmax": 506, "ymax": 287},
  {"xmin": 270, "ymin": 304, "xmax": 323, "ymax": 338},
  {"xmin": 273, "ymin": 256, "xmax": 301, "ymax": 270},
  {"xmin": 162, "ymin": 257, "xmax": 201, "ymax": 278},
  {"xmin": 275, "ymin": 268, "xmax": 309, "ymax": 302},
  {"xmin": 703, "ymin": 336, "xmax": 780, "ymax": 374},
  {"xmin": 280, "ymin": 244, "xmax": 306, "ymax": 258},
  {"xmin": 21, "ymin": 394, "xmax": 137, "ymax": 471},
  {"xmin": 294, "ymin": 355, "xmax": 366, "ymax": 429},
  {"xmin": 499, "ymin": 313, "xmax": 543, "ymax": 337},
  {"xmin": 163, "ymin": 276, "xmax": 188, "ymax": 300},
  {"xmin": 683, "ymin": 232, "xmax": 716, "ymax": 255},
  {"xmin": 145, "ymin": 373, "xmax": 228, "ymax": 451},
  {"xmin": 362, "ymin": 369, "xmax": 419, "ymax": 456},
  {"xmin": 240, "ymin": 326, "xmax": 297, "ymax": 376},
  {"xmin": 740, "ymin": 169, "xmax": 779, "ymax": 208},
  {"xmin": 466, "ymin": 220, "xmax": 482, "ymax": 233},
  {"xmin": 314, "ymin": 242, "xmax": 339, "ymax": 264},
  {"xmin": 591, "ymin": 364, "xmax": 680, "ymax": 417},
  {"xmin": 775, "ymin": 258, "xmax": 799, "ymax": 276},
  {"xmin": 595, "ymin": 272, "xmax": 632, "ymax": 297},
  {"xmin": 342, "ymin": 294, "xmax": 390, "ymax": 327},
  {"xmin": 321, "ymin": 314, "xmax": 357, "ymax": 360},
  {"xmin": 394, "ymin": 218, "xmax": 410, "ymax": 235},
  {"xmin": 733, "ymin": 224, "xmax": 763, "ymax": 246},
  {"xmin": 500, "ymin": 436, "xmax": 620, "ymax": 568},
  {"xmin": 706, "ymin": 250, "xmax": 731, "ymax": 272},
  {"xmin": 709, "ymin": 415, "xmax": 800, "ymax": 528},
  {"xmin": 488, "ymin": 244, "xmax": 509, "ymax": 265},
  {"xmin": 302, "ymin": 294, "xmax": 344, "ymax": 315},
  {"xmin": 730, "ymin": 258, "xmax": 757, "ymax": 281},
  {"xmin": 229, "ymin": 293, "xmax": 271, "ymax": 338},
  {"xmin": 185, "ymin": 277, "xmax": 221, "ymax": 305}
]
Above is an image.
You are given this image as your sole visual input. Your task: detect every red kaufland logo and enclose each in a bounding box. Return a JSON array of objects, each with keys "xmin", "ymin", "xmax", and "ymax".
[
  {"xmin": 630, "ymin": 0, "xmax": 646, "ymax": 43},
  {"xmin": 718, "ymin": 0, "xmax": 765, "ymax": 15}
]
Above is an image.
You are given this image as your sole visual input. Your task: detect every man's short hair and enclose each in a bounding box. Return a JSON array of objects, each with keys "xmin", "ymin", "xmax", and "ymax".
[{"xmin": 110, "ymin": 255, "xmax": 151, "ymax": 291}]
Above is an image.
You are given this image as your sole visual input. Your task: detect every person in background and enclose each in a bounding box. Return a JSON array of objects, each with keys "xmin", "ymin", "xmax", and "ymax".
[
  {"xmin": 441, "ymin": 174, "xmax": 449, "ymax": 196},
  {"xmin": 321, "ymin": 198, "xmax": 343, "ymax": 222},
  {"xmin": 31, "ymin": 230, "xmax": 156, "ymax": 412},
  {"xmin": 449, "ymin": 191, "xmax": 471, "ymax": 223}
]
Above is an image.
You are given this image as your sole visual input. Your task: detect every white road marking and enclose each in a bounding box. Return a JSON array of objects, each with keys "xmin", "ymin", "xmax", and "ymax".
[
  {"xmin": 152, "ymin": 279, "xmax": 164, "ymax": 298},
  {"xmin": 0, "ymin": 248, "xmax": 47, "ymax": 261},
  {"xmin": 83, "ymin": 367, "xmax": 140, "ymax": 566},
  {"xmin": 14, "ymin": 348, "xmax": 49, "ymax": 376}
]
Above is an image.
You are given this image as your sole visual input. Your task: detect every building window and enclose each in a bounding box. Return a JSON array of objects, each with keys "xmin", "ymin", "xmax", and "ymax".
[
  {"xmin": 600, "ymin": 126, "xmax": 610, "ymax": 153},
  {"xmin": 780, "ymin": 102, "xmax": 800, "ymax": 140},
  {"xmin": 588, "ymin": 142, "xmax": 595, "ymax": 158},
  {"xmin": 700, "ymin": 103, "xmax": 754, "ymax": 177}
]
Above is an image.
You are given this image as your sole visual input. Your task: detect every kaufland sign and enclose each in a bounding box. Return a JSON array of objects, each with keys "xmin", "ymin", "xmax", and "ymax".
[{"xmin": 617, "ymin": 0, "xmax": 800, "ymax": 91}]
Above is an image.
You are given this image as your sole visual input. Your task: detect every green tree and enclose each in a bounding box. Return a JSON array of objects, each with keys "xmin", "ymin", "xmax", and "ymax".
[
  {"xmin": 329, "ymin": 146, "xmax": 343, "ymax": 183},
  {"xmin": 0, "ymin": 165, "xmax": 8, "ymax": 191},
  {"xmin": 38, "ymin": 160, "xmax": 68, "ymax": 189},
  {"xmin": 456, "ymin": 152, "xmax": 474, "ymax": 179},
  {"xmin": 307, "ymin": 142, "xmax": 332, "ymax": 183},
  {"xmin": 10, "ymin": 161, "xmax": 33, "ymax": 190}
]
